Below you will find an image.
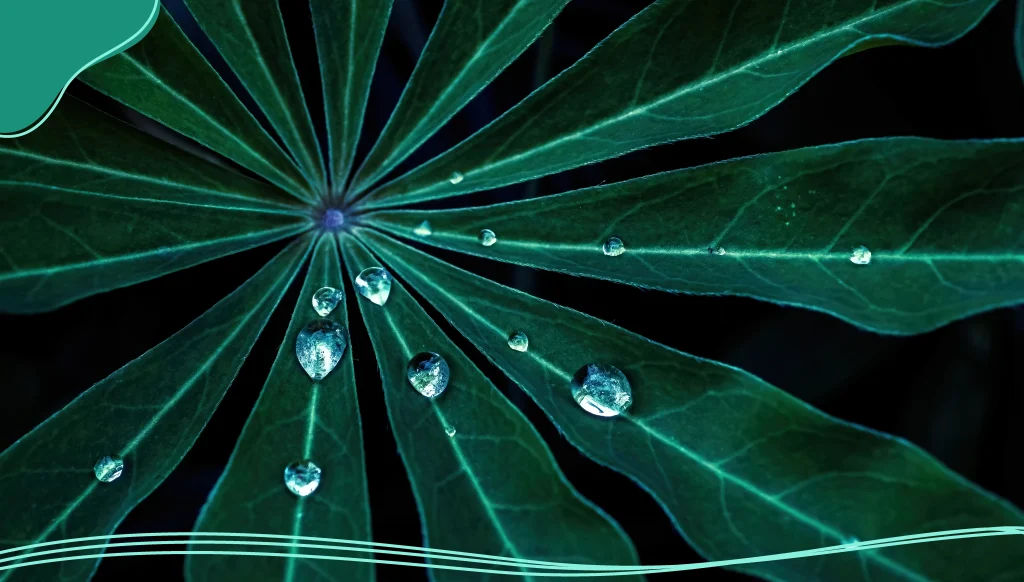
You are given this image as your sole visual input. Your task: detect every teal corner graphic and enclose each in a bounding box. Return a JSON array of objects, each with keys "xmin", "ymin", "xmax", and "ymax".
[{"xmin": 0, "ymin": 0, "xmax": 159, "ymax": 138}]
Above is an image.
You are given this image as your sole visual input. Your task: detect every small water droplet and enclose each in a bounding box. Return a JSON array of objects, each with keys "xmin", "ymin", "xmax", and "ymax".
[
  {"xmin": 775, "ymin": 206, "xmax": 782, "ymax": 212},
  {"xmin": 449, "ymin": 172, "xmax": 464, "ymax": 185},
  {"xmin": 444, "ymin": 423, "xmax": 457, "ymax": 438},
  {"xmin": 479, "ymin": 229, "xmax": 497, "ymax": 247},
  {"xmin": 414, "ymin": 220, "xmax": 433, "ymax": 236},
  {"xmin": 311, "ymin": 286, "xmax": 341, "ymax": 317},
  {"xmin": 295, "ymin": 319, "xmax": 348, "ymax": 380},
  {"xmin": 94, "ymin": 455, "xmax": 124, "ymax": 483},
  {"xmin": 284, "ymin": 460, "xmax": 321, "ymax": 497},
  {"xmin": 850, "ymin": 245, "xmax": 872, "ymax": 265},
  {"xmin": 322, "ymin": 209, "xmax": 344, "ymax": 230},
  {"xmin": 602, "ymin": 237, "xmax": 625, "ymax": 257},
  {"xmin": 790, "ymin": 202, "xmax": 796, "ymax": 209},
  {"xmin": 407, "ymin": 352, "xmax": 450, "ymax": 397},
  {"xmin": 714, "ymin": 247, "xmax": 727, "ymax": 256},
  {"xmin": 355, "ymin": 267, "xmax": 392, "ymax": 306},
  {"xmin": 507, "ymin": 331, "xmax": 529, "ymax": 352},
  {"xmin": 570, "ymin": 364, "xmax": 633, "ymax": 417}
]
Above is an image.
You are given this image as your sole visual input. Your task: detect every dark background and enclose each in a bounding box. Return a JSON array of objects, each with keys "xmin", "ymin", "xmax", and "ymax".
[{"xmin": 1, "ymin": 0, "xmax": 1022, "ymax": 580}]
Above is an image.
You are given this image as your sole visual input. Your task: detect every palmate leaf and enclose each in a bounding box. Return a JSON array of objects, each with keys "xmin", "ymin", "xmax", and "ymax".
[
  {"xmin": 0, "ymin": 236, "xmax": 311, "ymax": 582},
  {"xmin": 311, "ymin": 0, "xmax": 392, "ymax": 195},
  {"xmin": 186, "ymin": 236, "xmax": 372, "ymax": 582},
  {"xmin": 365, "ymin": 138, "xmax": 1024, "ymax": 334},
  {"xmin": 183, "ymin": 0, "xmax": 326, "ymax": 192},
  {"xmin": 361, "ymin": 0, "xmax": 1001, "ymax": 208},
  {"xmin": 358, "ymin": 228, "xmax": 1024, "ymax": 582},
  {"xmin": 80, "ymin": 7, "xmax": 315, "ymax": 201},
  {"xmin": 0, "ymin": 98, "xmax": 309, "ymax": 314},
  {"xmin": 348, "ymin": 0, "xmax": 569, "ymax": 196},
  {"xmin": 339, "ymin": 234, "xmax": 640, "ymax": 581}
]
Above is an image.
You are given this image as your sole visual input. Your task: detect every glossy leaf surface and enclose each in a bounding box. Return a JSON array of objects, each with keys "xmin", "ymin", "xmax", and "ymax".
[
  {"xmin": 0, "ymin": 99, "xmax": 309, "ymax": 314},
  {"xmin": 0, "ymin": 237, "xmax": 310, "ymax": 582},
  {"xmin": 81, "ymin": 7, "xmax": 314, "ymax": 201},
  {"xmin": 349, "ymin": 0, "xmax": 568, "ymax": 195},
  {"xmin": 340, "ymin": 235, "xmax": 640, "ymax": 580},
  {"xmin": 363, "ymin": 0, "xmax": 1001, "ymax": 208},
  {"xmin": 184, "ymin": 0, "xmax": 326, "ymax": 191},
  {"xmin": 366, "ymin": 138, "xmax": 1024, "ymax": 334},
  {"xmin": 360, "ymin": 228, "xmax": 1024, "ymax": 582},
  {"xmin": 312, "ymin": 0, "xmax": 392, "ymax": 194},
  {"xmin": 187, "ymin": 236, "xmax": 371, "ymax": 582}
]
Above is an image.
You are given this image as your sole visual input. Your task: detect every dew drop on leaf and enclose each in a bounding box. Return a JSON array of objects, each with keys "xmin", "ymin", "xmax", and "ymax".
[
  {"xmin": 444, "ymin": 423, "xmax": 457, "ymax": 438},
  {"xmin": 93, "ymin": 455, "xmax": 124, "ymax": 483},
  {"xmin": 283, "ymin": 460, "xmax": 321, "ymax": 497},
  {"xmin": 406, "ymin": 352, "xmax": 450, "ymax": 398},
  {"xmin": 479, "ymin": 229, "xmax": 497, "ymax": 247},
  {"xmin": 602, "ymin": 237, "xmax": 625, "ymax": 257},
  {"xmin": 570, "ymin": 364, "xmax": 633, "ymax": 417},
  {"xmin": 322, "ymin": 209, "xmax": 344, "ymax": 230},
  {"xmin": 311, "ymin": 286, "xmax": 341, "ymax": 316},
  {"xmin": 507, "ymin": 330, "xmax": 529, "ymax": 352},
  {"xmin": 354, "ymin": 267, "xmax": 392, "ymax": 306},
  {"xmin": 850, "ymin": 245, "xmax": 872, "ymax": 265},
  {"xmin": 414, "ymin": 220, "xmax": 433, "ymax": 236},
  {"xmin": 449, "ymin": 171, "xmax": 464, "ymax": 185},
  {"xmin": 714, "ymin": 247, "xmax": 727, "ymax": 256},
  {"xmin": 295, "ymin": 319, "xmax": 348, "ymax": 380}
]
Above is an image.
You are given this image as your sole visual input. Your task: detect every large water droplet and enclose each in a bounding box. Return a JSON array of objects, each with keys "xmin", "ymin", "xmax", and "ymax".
[
  {"xmin": 479, "ymin": 229, "xmax": 497, "ymax": 247},
  {"xmin": 406, "ymin": 352, "xmax": 450, "ymax": 397},
  {"xmin": 603, "ymin": 237, "xmax": 625, "ymax": 257},
  {"xmin": 283, "ymin": 460, "xmax": 321, "ymax": 497},
  {"xmin": 850, "ymin": 245, "xmax": 872, "ymax": 265},
  {"xmin": 570, "ymin": 364, "xmax": 633, "ymax": 417},
  {"xmin": 295, "ymin": 319, "xmax": 348, "ymax": 380},
  {"xmin": 355, "ymin": 267, "xmax": 392, "ymax": 306},
  {"xmin": 94, "ymin": 455, "xmax": 124, "ymax": 483},
  {"xmin": 449, "ymin": 172, "xmax": 464, "ymax": 185},
  {"xmin": 414, "ymin": 220, "xmax": 433, "ymax": 236},
  {"xmin": 507, "ymin": 331, "xmax": 529, "ymax": 352},
  {"xmin": 311, "ymin": 286, "xmax": 341, "ymax": 317}
]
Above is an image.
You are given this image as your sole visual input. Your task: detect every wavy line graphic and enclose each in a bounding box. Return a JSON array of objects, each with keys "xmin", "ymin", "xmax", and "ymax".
[{"xmin": 0, "ymin": 527, "xmax": 1021, "ymax": 576}]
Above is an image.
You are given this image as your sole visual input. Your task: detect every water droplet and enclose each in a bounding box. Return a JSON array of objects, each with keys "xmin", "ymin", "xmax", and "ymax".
[
  {"xmin": 94, "ymin": 455, "xmax": 124, "ymax": 483},
  {"xmin": 283, "ymin": 460, "xmax": 322, "ymax": 497},
  {"xmin": 295, "ymin": 319, "xmax": 348, "ymax": 380},
  {"xmin": 322, "ymin": 209, "xmax": 344, "ymax": 230},
  {"xmin": 444, "ymin": 423, "xmax": 457, "ymax": 438},
  {"xmin": 414, "ymin": 220, "xmax": 433, "ymax": 236},
  {"xmin": 479, "ymin": 229, "xmax": 497, "ymax": 247},
  {"xmin": 602, "ymin": 237, "xmax": 625, "ymax": 257},
  {"xmin": 449, "ymin": 172, "xmax": 464, "ymax": 185},
  {"xmin": 714, "ymin": 247, "xmax": 727, "ymax": 256},
  {"xmin": 311, "ymin": 286, "xmax": 341, "ymax": 317},
  {"xmin": 775, "ymin": 206, "xmax": 782, "ymax": 212},
  {"xmin": 406, "ymin": 352, "xmax": 450, "ymax": 398},
  {"xmin": 570, "ymin": 364, "xmax": 633, "ymax": 417},
  {"xmin": 354, "ymin": 267, "xmax": 392, "ymax": 306},
  {"xmin": 850, "ymin": 245, "xmax": 872, "ymax": 265},
  {"xmin": 507, "ymin": 331, "xmax": 529, "ymax": 352},
  {"xmin": 790, "ymin": 202, "xmax": 796, "ymax": 209}
]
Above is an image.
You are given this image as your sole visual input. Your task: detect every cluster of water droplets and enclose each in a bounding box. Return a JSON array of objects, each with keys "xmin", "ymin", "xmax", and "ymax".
[
  {"xmin": 283, "ymin": 460, "xmax": 322, "ymax": 497},
  {"xmin": 93, "ymin": 455, "xmax": 124, "ymax": 483}
]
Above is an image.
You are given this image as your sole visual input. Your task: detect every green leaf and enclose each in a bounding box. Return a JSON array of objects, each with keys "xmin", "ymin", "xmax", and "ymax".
[
  {"xmin": 1016, "ymin": 0, "xmax": 1024, "ymax": 84},
  {"xmin": 312, "ymin": 0, "xmax": 392, "ymax": 194},
  {"xmin": 358, "ymin": 228, "xmax": 1024, "ymax": 582},
  {"xmin": 348, "ymin": 0, "xmax": 568, "ymax": 196},
  {"xmin": 0, "ymin": 98, "xmax": 311, "ymax": 313},
  {"xmin": 339, "ymin": 234, "xmax": 640, "ymax": 580},
  {"xmin": 187, "ymin": 235, "xmax": 372, "ymax": 582},
  {"xmin": 183, "ymin": 0, "xmax": 326, "ymax": 192},
  {"xmin": 365, "ymin": 138, "xmax": 1024, "ymax": 335},
  {"xmin": 80, "ymin": 7, "xmax": 315, "ymax": 201},
  {"xmin": 0, "ymin": 236, "xmax": 311, "ymax": 582},
  {"xmin": 360, "ymin": 0, "xmax": 1000, "ymax": 208}
]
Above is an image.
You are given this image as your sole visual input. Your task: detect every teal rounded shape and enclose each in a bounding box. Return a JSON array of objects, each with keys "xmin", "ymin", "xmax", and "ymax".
[{"xmin": 0, "ymin": 0, "xmax": 158, "ymax": 137}]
